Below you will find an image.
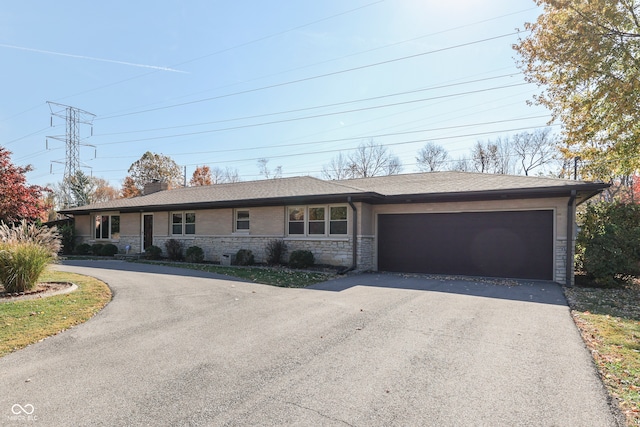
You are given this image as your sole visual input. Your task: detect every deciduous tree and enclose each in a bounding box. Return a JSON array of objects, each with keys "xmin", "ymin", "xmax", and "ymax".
[
  {"xmin": 322, "ymin": 153, "xmax": 351, "ymax": 180},
  {"xmin": 514, "ymin": 0, "xmax": 640, "ymax": 180},
  {"xmin": 190, "ymin": 165, "xmax": 213, "ymax": 186},
  {"xmin": 127, "ymin": 151, "xmax": 183, "ymax": 191},
  {"xmin": 0, "ymin": 147, "xmax": 50, "ymax": 224},
  {"xmin": 347, "ymin": 140, "xmax": 402, "ymax": 178},
  {"xmin": 470, "ymin": 141, "xmax": 500, "ymax": 173},
  {"xmin": 416, "ymin": 142, "xmax": 449, "ymax": 172},
  {"xmin": 322, "ymin": 140, "xmax": 402, "ymax": 179},
  {"xmin": 512, "ymin": 128, "xmax": 557, "ymax": 176},
  {"xmin": 121, "ymin": 176, "xmax": 141, "ymax": 198},
  {"xmin": 257, "ymin": 158, "xmax": 282, "ymax": 179}
]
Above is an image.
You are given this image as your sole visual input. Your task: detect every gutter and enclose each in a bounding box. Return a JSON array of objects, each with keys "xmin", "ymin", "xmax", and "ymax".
[
  {"xmin": 340, "ymin": 197, "xmax": 358, "ymax": 274},
  {"xmin": 566, "ymin": 190, "xmax": 577, "ymax": 287}
]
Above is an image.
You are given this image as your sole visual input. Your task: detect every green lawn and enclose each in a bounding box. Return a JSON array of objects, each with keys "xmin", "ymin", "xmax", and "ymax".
[
  {"xmin": 565, "ymin": 283, "xmax": 640, "ymax": 426},
  {"xmin": 0, "ymin": 269, "xmax": 112, "ymax": 357}
]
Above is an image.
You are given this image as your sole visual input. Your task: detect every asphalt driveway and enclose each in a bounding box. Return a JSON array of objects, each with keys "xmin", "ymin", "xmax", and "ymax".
[{"xmin": 0, "ymin": 261, "xmax": 621, "ymax": 426}]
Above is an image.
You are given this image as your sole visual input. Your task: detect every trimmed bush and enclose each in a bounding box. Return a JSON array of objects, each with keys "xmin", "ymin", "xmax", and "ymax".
[
  {"xmin": 0, "ymin": 221, "xmax": 60, "ymax": 293},
  {"xmin": 100, "ymin": 243, "xmax": 119, "ymax": 257},
  {"xmin": 577, "ymin": 201, "xmax": 640, "ymax": 286},
  {"xmin": 164, "ymin": 239, "xmax": 184, "ymax": 261},
  {"xmin": 90, "ymin": 243, "xmax": 104, "ymax": 256},
  {"xmin": 58, "ymin": 222, "xmax": 76, "ymax": 255},
  {"xmin": 288, "ymin": 250, "xmax": 315, "ymax": 269},
  {"xmin": 144, "ymin": 245, "xmax": 163, "ymax": 260},
  {"xmin": 185, "ymin": 246, "xmax": 204, "ymax": 263},
  {"xmin": 234, "ymin": 249, "xmax": 255, "ymax": 266},
  {"xmin": 74, "ymin": 243, "xmax": 91, "ymax": 255},
  {"xmin": 265, "ymin": 239, "xmax": 287, "ymax": 265}
]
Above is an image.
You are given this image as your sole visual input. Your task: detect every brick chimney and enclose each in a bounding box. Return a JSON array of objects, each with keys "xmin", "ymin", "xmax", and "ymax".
[{"xmin": 143, "ymin": 180, "xmax": 169, "ymax": 195}]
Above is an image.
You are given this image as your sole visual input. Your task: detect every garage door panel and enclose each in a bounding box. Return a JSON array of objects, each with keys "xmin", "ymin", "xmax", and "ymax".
[{"xmin": 378, "ymin": 211, "xmax": 553, "ymax": 280}]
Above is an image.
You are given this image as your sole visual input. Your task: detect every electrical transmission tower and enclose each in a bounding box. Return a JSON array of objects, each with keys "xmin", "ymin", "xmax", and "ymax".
[{"xmin": 46, "ymin": 102, "xmax": 96, "ymax": 207}]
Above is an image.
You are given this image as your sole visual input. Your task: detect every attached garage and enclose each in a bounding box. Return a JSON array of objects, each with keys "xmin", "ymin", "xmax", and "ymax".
[{"xmin": 377, "ymin": 210, "xmax": 554, "ymax": 280}]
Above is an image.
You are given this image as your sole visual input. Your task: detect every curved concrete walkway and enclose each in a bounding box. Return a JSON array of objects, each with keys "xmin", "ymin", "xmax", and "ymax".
[{"xmin": 0, "ymin": 260, "xmax": 622, "ymax": 426}]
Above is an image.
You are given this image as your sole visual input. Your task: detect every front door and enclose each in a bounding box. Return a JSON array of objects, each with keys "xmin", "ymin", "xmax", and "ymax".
[{"xmin": 143, "ymin": 214, "xmax": 153, "ymax": 250}]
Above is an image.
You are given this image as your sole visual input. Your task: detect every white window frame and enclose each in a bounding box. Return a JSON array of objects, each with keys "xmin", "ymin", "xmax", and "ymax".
[
  {"xmin": 234, "ymin": 209, "xmax": 250, "ymax": 233},
  {"xmin": 94, "ymin": 213, "xmax": 120, "ymax": 240},
  {"xmin": 286, "ymin": 205, "xmax": 348, "ymax": 237},
  {"xmin": 171, "ymin": 211, "xmax": 196, "ymax": 236}
]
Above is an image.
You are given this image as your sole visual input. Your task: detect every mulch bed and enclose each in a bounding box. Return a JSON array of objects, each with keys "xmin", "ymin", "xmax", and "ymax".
[{"xmin": 0, "ymin": 282, "xmax": 73, "ymax": 300}]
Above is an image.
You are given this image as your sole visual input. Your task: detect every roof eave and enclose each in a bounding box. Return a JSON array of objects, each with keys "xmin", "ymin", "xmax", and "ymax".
[
  {"xmin": 60, "ymin": 192, "xmax": 381, "ymax": 215},
  {"xmin": 376, "ymin": 183, "xmax": 610, "ymax": 204}
]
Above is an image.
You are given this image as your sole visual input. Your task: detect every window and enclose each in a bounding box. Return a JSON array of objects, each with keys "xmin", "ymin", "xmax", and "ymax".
[
  {"xmin": 172, "ymin": 212, "xmax": 195, "ymax": 235},
  {"xmin": 287, "ymin": 205, "xmax": 348, "ymax": 236},
  {"xmin": 235, "ymin": 210, "xmax": 250, "ymax": 232},
  {"xmin": 330, "ymin": 206, "xmax": 348, "ymax": 235},
  {"xmin": 94, "ymin": 214, "xmax": 120, "ymax": 240},
  {"xmin": 309, "ymin": 207, "xmax": 325, "ymax": 235},
  {"xmin": 288, "ymin": 207, "xmax": 305, "ymax": 235}
]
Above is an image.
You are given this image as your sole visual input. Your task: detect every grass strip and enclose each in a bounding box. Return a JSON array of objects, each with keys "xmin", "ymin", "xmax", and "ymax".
[
  {"xmin": 565, "ymin": 285, "xmax": 640, "ymax": 426},
  {"xmin": 0, "ymin": 268, "xmax": 112, "ymax": 357},
  {"xmin": 134, "ymin": 260, "xmax": 334, "ymax": 288}
]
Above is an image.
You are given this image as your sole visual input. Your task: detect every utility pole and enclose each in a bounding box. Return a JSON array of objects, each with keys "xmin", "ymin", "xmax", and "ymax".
[
  {"xmin": 46, "ymin": 102, "xmax": 96, "ymax": 207},
  {"xmin": 573, "ymin": 156, "xmax": 580, "ymax": 181}
]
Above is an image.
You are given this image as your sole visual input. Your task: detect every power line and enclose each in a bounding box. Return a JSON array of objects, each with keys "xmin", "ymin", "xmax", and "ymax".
[
  {"xmin": 58, "ymin": 7, "xmax": 535, "ymax": 121},
  {"xmin": 95, "ymin": 73, "xmax": 523, "ymax": 138},
  {"xmin": 97, "ymin": 115, "xmax": 551, "ymax": 160},
  {"xmin": 96, "ymin": 31, "xmax": 523, "ymax": 121},
  {"xmin": 94, "ymin": 82, "xmax": 531, "ymax": 146},
  {"xmin": 83, "ymin": 123, "xmax": 557, "ymax": 175}
]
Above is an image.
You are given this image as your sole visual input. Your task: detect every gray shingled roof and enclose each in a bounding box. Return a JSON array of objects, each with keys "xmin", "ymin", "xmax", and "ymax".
[
  {"xmin": 341, "ymin": 171, "xmax": 596, "ymax": 195},
  {"xmin": 59, "ymin": 172, "xmax": 607, "ymax": 214}
]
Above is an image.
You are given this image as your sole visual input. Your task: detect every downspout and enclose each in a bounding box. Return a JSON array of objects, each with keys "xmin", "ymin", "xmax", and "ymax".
[
  {"xmin": 565, "ymin": 190, "xmax": 577, "ymax": 287},
  {"xmin": 340, "ymin": 197, "xmax": 358, "ymax": 274}
]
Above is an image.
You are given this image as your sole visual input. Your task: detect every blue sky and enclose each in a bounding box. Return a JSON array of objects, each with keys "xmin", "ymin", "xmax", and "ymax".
[{"xmin": 0, "ymin": 0, "xmax": 548, "ymax": 188}]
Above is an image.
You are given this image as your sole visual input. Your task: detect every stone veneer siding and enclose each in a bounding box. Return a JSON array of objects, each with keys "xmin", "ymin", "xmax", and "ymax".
[{"xmin": 139, "ymin": 235, "xmax": 356, "ymax": 268}]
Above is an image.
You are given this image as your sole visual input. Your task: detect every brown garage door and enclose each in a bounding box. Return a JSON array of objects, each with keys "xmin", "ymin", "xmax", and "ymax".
[{"xmin": 378, "ymin": 210, "xmax": 553, "ymax": 280}]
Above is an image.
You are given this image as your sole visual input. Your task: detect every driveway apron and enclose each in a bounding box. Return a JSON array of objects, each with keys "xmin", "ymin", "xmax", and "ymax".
[{"xmin": 0, "ymin": 261, "xmax": 621, "ymax": 426}]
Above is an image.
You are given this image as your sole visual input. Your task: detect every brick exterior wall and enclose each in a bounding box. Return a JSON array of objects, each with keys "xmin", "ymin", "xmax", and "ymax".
[{"xmin": 72, "ymin": 196, "xmax": 578, "ymax": 284}]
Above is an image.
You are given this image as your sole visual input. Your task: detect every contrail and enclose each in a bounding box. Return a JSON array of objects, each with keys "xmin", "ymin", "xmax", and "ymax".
[{"xmin": 0, "ymin": 43, "xmax": 187, "ymax": 73}]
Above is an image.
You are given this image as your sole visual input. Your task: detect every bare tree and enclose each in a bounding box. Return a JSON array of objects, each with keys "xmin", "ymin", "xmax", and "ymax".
[
  {"xmin": 347, "ymin": 139, "xmax": 402, "ymax": 178},
  {"xmin": 257, "ymin": 158, "xmax": 282, "ymax": 179},
  {"xmin": 512, "ymin": 128, "xmax": 557, "ymax": 176},
  {"xmin": 416, "ymin": 142, "xmax": 449, "ymax": 172},
  {"xmin": 321, "ymin": 153, "xmax": 351, "ymax": 180},
  {"xmin": 492, "ymin": 136, "xmax": 516, "ymax": 175},
  {"xmin": 211, "ymin": 166, "xmax": 241, "ymax": 184},
  {"xmin": 471, "ymin": 141, "xmax": 500, "ymax": 173},
  {"xmin": 449, "ymin": 156, "xmax": 471, "ymax": 172},
  {"xmin": 386, "ymin": 155, "xmax": 403, "ymax": 175}
]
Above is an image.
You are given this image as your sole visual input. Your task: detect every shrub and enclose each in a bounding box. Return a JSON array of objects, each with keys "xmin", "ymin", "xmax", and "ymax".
[
  {"xmin": 0, "ymin": 221, "xmax": 60, "ymax": 293},
  {"xmin": 265, "ymin": 239, "xmax": 287, "ymax": 265},
  {"xmin": 185, "ymin": 246, "xmax": 204, "ymax": 263},
  {"xmin": 58, "ymin": 222, "xmax": 76, "ymax": 255},
  {"xmin": 234, "ymin": 249, "xmax": 255, "ymax": 266},
  {"xmin": 0, "ymin": 243, "xmax": 54, "ymax": 293},
  {"xmin": 100, "ymin": 243, "xmax": 119, "ymax": 257},
  {"xmin": 91, "ymin": 243, "xmax": 104, "ymax": 256},
  {"xmin": 144, "ymin": 245, "xmax": 163, "ymax": 260},
  {"xmin": 74, "ymin": 243, "xmax": 91, "ymax": 255},
  {"xmin": 164, "ymin": 239, "xmax": 184, "ymax": 261},
  {"xmin": 288, "ymin": 250, "xmax": 315, "ymax": 269},
  {"xmin": 0, "ymin": 220, "xmax": 61, "ymax": 255},
  {"xmin": 577, "ymin": 202, "xmax": 640, "ymax": 286}
]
